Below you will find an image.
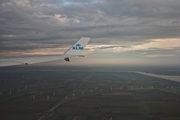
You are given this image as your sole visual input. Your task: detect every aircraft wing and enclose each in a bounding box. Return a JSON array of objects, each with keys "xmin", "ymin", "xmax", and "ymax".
[{"xmin": 0, "ymin": 37, "xmax": 90, "ymax": 67}]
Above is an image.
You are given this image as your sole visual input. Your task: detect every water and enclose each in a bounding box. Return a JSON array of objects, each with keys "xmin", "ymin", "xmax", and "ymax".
[{"xmin": 135, "ymin": 71, "xmax": 180, "ymax": 83}]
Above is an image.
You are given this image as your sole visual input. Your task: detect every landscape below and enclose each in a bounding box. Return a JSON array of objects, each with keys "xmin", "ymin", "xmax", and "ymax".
[{"xmin": 0, "ymin": 66, "xmax": 180, "ymax": 120}]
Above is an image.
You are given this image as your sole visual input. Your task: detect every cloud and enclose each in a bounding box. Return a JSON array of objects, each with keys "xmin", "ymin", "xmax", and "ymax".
[{"xmin": 0, "ymin": 0, "xmax": 180, "ymax": 65}]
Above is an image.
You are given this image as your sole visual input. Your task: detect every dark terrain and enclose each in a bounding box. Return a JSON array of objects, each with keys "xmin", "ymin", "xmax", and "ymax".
[{"xmin": 0, "ymin": 66, "xmax": 180, "ymax": 120}]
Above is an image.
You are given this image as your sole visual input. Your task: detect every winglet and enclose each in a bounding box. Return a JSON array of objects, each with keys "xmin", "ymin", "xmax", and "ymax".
[
  {"xmin": 64, "ymin": 37, "xmax": 90, "ymax": 55},
  {"xmin": 63, "ymin": 37, "xmax": 90, "ymax": 62}
]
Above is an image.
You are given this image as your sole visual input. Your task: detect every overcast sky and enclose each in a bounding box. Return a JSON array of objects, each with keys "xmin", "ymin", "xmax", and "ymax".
[{"xmin": 0, "ymin": 0, "xmax": 180, "ymax": 66}]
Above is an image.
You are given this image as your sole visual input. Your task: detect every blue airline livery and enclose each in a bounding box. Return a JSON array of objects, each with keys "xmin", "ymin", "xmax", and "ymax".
[{"xmin": 72, "ymin": 44, "xmax": 84, "ymax": 50}]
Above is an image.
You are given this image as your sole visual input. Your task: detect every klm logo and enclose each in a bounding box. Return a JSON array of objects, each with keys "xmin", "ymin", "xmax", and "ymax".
[{"xmin": 72, "ymin": 43, "xmax": 84, "ymax": 50}]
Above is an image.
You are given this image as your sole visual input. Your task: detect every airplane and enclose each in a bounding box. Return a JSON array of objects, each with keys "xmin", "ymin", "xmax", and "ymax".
[{"xmin": 0, "ymin": 37, "xmax": 90, "ymax": 67}]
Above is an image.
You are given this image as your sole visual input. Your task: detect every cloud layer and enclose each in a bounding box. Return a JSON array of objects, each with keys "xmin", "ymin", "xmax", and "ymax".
[{"xmin": 0, "ymin": 0, "xmax": 180, "ymax": 65}]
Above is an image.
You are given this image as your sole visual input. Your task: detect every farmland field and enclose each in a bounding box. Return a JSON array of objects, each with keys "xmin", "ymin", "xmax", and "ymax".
[{"xmin": 0, "ymin": 66, "xmax": 180, "ymax": 120}]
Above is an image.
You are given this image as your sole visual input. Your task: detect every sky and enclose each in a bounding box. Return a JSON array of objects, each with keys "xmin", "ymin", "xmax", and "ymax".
[{"xmin": 0, "ymin": 0, "xmax": 180, "ymax": 66}]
